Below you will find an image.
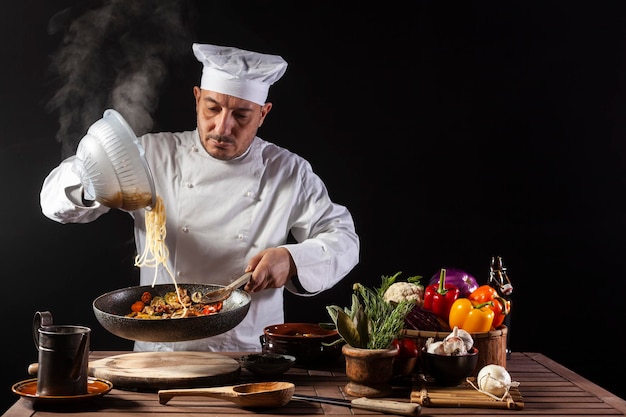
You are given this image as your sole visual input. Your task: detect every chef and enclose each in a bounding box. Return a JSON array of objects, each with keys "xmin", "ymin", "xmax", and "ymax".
[{"xmin": 40, "ymin": 42, "xmax": 360, "ymax": 352}]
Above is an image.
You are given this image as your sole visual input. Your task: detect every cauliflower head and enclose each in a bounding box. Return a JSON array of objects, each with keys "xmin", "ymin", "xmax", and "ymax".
[{"xmin": 383, "ymin": 282, "xmax": 424, "ymax": 306}]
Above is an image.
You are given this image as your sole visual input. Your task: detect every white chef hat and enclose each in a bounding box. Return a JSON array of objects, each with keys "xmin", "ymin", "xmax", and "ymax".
[{"xmin": 192, "ymin": 43, "xmax": 288, "ymax": 105}]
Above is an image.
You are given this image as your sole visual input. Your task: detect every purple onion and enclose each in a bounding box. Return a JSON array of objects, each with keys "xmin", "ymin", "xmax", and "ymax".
[{"xmin": 428, "ymin": 268, "xmax": 479, "ymax": 298}]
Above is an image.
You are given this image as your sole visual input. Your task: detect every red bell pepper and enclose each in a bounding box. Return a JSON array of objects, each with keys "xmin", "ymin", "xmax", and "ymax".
[
  {"xmin": 468, "ymin": 285, "xmax": 510, "ymax": 328},
  {"xmin": 423, "ymin": 268, "xmax": 460, "ymax": 322}
]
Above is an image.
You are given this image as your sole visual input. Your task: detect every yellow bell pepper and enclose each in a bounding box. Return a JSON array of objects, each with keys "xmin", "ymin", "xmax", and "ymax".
[{"xmin": 448, "ymin": 298, "xmax": 495, "ymax": 333}]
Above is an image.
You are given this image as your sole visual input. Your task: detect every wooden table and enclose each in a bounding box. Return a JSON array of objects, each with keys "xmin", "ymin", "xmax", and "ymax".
[{"xmin": 4, "ymin": 351, "xmax": 626, "ymax": 416}]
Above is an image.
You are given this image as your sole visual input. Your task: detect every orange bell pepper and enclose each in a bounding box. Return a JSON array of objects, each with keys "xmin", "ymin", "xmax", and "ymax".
[
  {"xmin": 468, "ymin": 285, "xmax": 510, "ymax": 328},
  {"xmin": 448, "ymin": 298, "xmax": 494, "ymax": 333}
]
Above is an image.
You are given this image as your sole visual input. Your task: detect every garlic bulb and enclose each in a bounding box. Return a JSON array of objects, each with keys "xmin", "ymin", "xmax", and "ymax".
[
  {"xmin": 425, "ymin": 327, "xmax": 475, "ymax": 356},
  {"xmin": 425, "ymin": 338, "xmax": 445, "ymax": 354},
  {"xmin": 442, "ymin": 326, "xmax": 472, "ymax": 355},
  {"xmin": 476, "ymin": 364, "xmax": 519, "ymax": 398},
  {"xmin": 445, "ymin": 327, "xmax": 473, "ymax": 351}
]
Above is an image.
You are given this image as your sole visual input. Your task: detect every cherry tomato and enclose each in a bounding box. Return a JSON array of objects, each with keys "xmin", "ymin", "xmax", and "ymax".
[
  {"xmin": 201, "ymin": 302, "xmax": 223, "ymax": 315},
  {"xmin": 392, "ymin": 338, "xmax": 419, "ymax": 358},
  {"xmin": 131, "ymin": 301, "xmax": 145, "ymax": 313},
  {"xmin": 392, "ymin": 337, "xmax": 419, "ymax": 378},
  {"xmin": 141, "ymin": 291, "xmax": 152, "ymax": 304}
]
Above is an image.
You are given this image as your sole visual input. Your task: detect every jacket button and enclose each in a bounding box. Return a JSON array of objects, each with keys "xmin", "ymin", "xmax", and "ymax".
[{"xmin": 182, "ymin": 226, "xmax": 189, "ymax": 233}]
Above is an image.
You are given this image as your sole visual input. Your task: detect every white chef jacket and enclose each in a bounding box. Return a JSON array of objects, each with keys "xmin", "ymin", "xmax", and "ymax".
[{"xmin": 40, "ymin": 129, "xmax": 360, "ymax": 352}]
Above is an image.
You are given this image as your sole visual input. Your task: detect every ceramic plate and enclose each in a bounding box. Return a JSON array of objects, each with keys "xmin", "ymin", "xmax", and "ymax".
[{"xmin": 11, "ymin": 377, "xmax": 113, "ymax": 404}]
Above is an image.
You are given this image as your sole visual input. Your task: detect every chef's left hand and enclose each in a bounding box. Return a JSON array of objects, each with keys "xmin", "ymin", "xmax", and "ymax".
[{"xmin": 244, "ymin": 247, "xmax": 296, "ymax": 292}]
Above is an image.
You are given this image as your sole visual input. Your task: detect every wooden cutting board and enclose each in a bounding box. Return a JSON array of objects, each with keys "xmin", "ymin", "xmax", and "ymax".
[{"xmin": 88, "ymin": 351, "xmax": 241, "ymax": 391}]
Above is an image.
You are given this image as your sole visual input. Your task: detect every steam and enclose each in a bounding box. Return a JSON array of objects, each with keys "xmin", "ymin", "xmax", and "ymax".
[{"xmin": 45, "ymin": 0, "xmax": 193, "ymax": 157}]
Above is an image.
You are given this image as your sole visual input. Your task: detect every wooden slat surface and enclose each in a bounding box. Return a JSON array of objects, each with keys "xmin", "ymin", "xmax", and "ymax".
[
  {"xmin": 411, "ymin": 379, "xmax": 524, "ymax": 410},
  {"xmin": 4, "ymin": 351, "xmax": 626, "ymax": 417}
]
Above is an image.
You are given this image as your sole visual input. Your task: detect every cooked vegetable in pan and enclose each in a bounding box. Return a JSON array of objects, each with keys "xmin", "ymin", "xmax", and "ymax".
[{"xmin": 126, "ymin": 287, "xmax": 223, "ymax": 319}]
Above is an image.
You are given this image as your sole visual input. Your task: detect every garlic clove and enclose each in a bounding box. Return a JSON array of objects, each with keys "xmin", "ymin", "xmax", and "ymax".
[
  {"xmin": 426, "ymin": 341, "xmax": 444, "ymax": 354},
  {"xmin": 444, "ymin": 326, "xmax": 474, "ymax": 351},
  {"xmin": 442, "ymin": 336, "xmax": 467, "ymax": 355}
]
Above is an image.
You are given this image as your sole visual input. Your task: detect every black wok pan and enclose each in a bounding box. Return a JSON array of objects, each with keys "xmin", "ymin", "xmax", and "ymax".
[{"xmin": 92, "ymin": 283, "xmax": 251, "ymax": 342}]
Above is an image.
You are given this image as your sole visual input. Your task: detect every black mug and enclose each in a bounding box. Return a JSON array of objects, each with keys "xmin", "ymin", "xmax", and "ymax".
[{"xmin": 33, "ymin": 311, "xmax": 90, "ymax": 396}]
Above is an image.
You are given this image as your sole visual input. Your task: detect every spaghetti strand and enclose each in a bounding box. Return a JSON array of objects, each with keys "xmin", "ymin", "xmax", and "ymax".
[{"xmin": 134, "ymin": 195, "xmax": 186, "ymax": 314}]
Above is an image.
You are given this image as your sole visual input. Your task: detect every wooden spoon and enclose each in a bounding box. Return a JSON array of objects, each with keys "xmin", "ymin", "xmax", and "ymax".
[
  {"xmin": 198, "ymin": 272, "xmax": 252, "ymax": 304},
  {"xmin": 158, "ymin": 381, "xmax": 295, "ymax": 407}
]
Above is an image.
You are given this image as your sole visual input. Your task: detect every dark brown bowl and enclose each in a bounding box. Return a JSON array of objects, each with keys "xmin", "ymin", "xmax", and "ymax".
[
  {"xmin": 260, "ymin": 323, "xmax": 344, "ymax": 366},
  {"xmin": 239, "ymin": 353, "xmax": 296, "ymax": 377},
  {"xmin": 421, "ymin": 347, "xmax": 479, "ymax": 386}
]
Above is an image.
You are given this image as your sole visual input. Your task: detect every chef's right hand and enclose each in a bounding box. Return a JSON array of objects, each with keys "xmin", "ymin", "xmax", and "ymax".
[{"xmin": 245, "ymin": 247, "xmax": 297, "ymax": 293}]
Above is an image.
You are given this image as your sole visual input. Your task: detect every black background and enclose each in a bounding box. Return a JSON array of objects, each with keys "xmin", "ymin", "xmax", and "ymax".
[{"xmin": 2, "ymin": 0, "xmax": 626, "ymax": 412}]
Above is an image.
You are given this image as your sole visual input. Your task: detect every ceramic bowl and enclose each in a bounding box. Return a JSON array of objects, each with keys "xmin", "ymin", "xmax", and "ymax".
[
  {"xmin": 421, "ymin": 347, "xmax": 479, "ymax": 386},
  {"xmin": 239, "ymin": 353, "xmax": 296, "ymax": 377},
  {"xmin": 260, "ymin": 323, "xmax": 344, "ymax": 366},
  {"xmin": 76, "ymin": 109, "xmax": 156, "ymax": 210}
]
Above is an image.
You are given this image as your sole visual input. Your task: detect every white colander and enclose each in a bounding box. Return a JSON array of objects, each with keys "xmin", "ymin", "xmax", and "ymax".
[{"xmin": 74, "ymin": 109, "xmax": 156, "ymax": 211}]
